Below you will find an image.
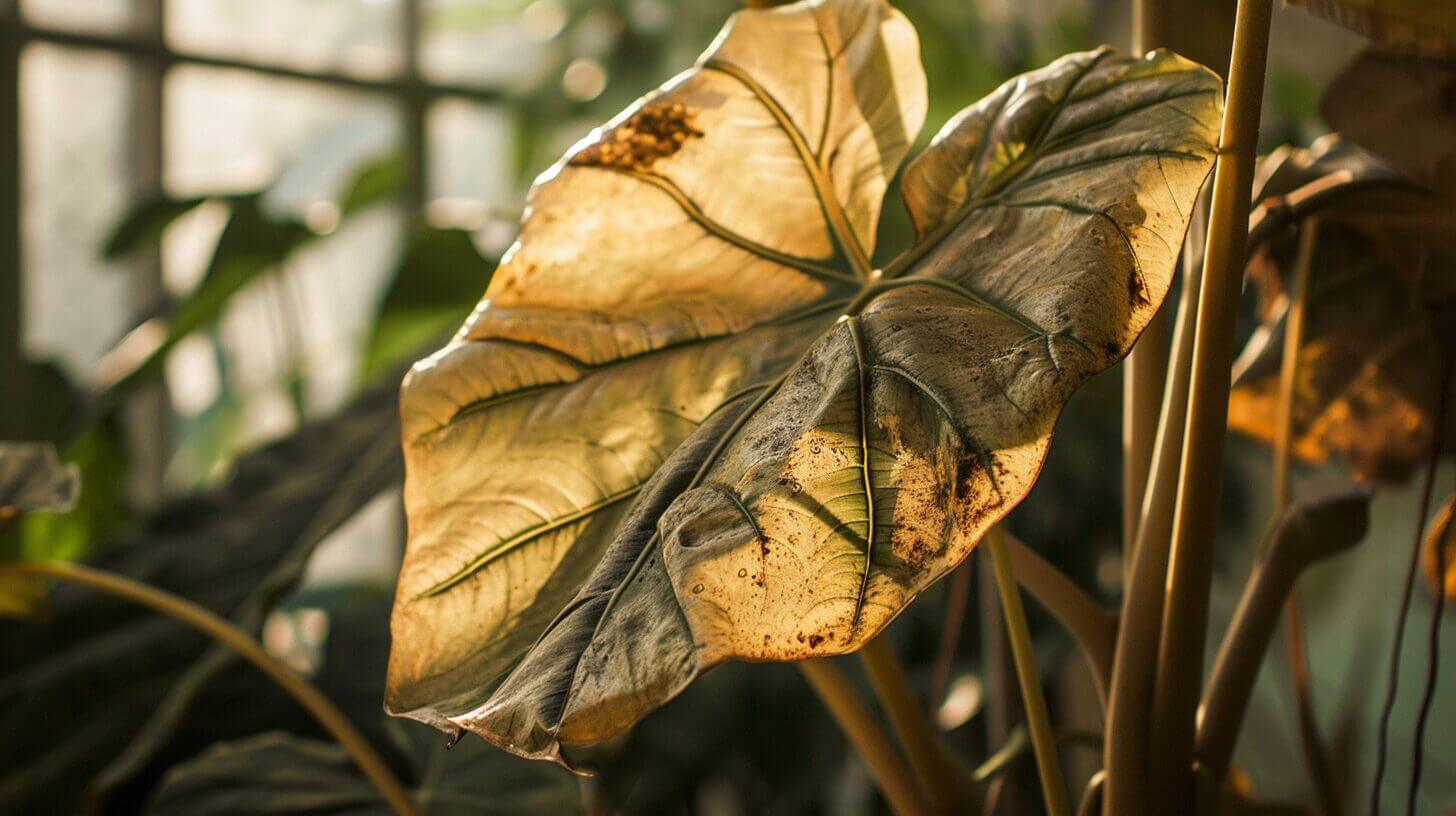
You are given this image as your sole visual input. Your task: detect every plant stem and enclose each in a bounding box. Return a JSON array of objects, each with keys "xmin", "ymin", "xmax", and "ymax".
[
  {"xmin": 1104, "ymin": 190, "xmax": 1206, "ymax": 814},
  {"xmin": 2, "ymin": 561, "xmax": 421, "ymax": 816},
  {"xmin": 1271, "ymin": 219, "xmax": 1342, "ymax": 816},
  {"xmin": 1369, "ymin": 341, "xmax": 1452, "ymax": 816},
  {"xmin": 1003, "ymin": 532, "xmax": 1115, "ymax": 707},
  {"xmin": 860, "ymin": 635, "xmax": 964, "ymax": 813},
  {"xmin": 930, "ymin": 558, "xmax": 974, "ymax": 712},
  {"xmin": 1124, "ymin": 308, "xmax": 1169, "ymax": 589},
  {"xmin": 1147, "ymin": 0, "xmax": 1273, "ymax": 807},
  {"xmin": 799, "ymin": 659, "xmax": 932, "ymax": 815},
  {"xmin": 985, "ymin": 526, "xmax": 1070, "ymax": 816},
  {"xmin": 979, "ymin": 551, "xmax": 1022, "ymax": 816},
  {"xmin": 1122, "ymin": 0, "xmax": 1173, "ymax": 589},
  {"xmin": 1196, "ymin": 485, "xmax": 1369, "ymax": 783},
  {"xmin": 1409, "ymin": 455, "xmax": 1451, "ymax": 816}
]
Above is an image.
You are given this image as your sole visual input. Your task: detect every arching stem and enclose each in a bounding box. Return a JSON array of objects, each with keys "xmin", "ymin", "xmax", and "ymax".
[
  {"xmin": 1148, "ymin": 0, "xmax": 1274, "ymax": 806},
  {"xmin": 799, "ymin": 659, "xmax": 932, "ymax": 815},
  {"xmin": 860, "ymin": 635, "xmax": 966, "ymax": 813},
  {"xmin": 1, "ymin": 561, "xmax": 421, "ymax": 816},
  {"xmin": 1270, "ymin": 219, "xmax": 1342, "ymax": 815}
]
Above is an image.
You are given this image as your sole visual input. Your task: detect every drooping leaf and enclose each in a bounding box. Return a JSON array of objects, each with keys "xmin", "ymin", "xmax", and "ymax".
[
  {"xmin": 1287, "ymin": 0, "xmax": 1456, "ymax": 55},
  {"xmin": 1423, "ymin": 490, "xmax": 1456, "ymax": 603},
  {"xmin": 103, "ymin": 195, "xmax": 215, "ymax": 260},
  {"xmin": 0, "ymin": 442, "xmax": 79, "ymax": 521},
  {"xmin": 386, "ymin": 0, "xmax": 1221, "ymax": 760},
  {"xmin": 338, "ymin": 153, "xmax": 407, "ymax": 217},
  {"xmin": 97, "ymin": 195, "xmax": 312, "ymax": 394},
  {"xmin": 1229, "ymin": 136, "xmax": 1456, "ymax": 482},
  {"xmin": 0, "ymin": 385, "xmax": 401, "ymax": 813},
  {"xmin": 360, "ymin": 227, "xmax": 494, "ymax": 386},
  {"xmin": 1322, "ymin": 49, "xmax": 1456, "ymax": 192},
  {"xmin": 146, "ymin": 723, "xmax": 582, "ymax": 816}
]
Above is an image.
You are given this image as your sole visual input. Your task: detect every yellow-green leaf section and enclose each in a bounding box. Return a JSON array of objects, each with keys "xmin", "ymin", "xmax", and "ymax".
[{"xmin": 386, "ymin": 0, "xmax": 926, "ymax": 733}]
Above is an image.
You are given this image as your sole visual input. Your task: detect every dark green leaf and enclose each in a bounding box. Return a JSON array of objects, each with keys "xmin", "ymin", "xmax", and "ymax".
[
  {"xmin": 146, "ymin": 722, "xmax": 582, "ymax": 816},
  {"xmin": 103, "ymin": 195, "xmax": 216, "ymax": 260},
  {"xmin": 361, "ymin": 228, "xmax": 493, "ymax": 385},
  {"xmin": 0, "ymin": 384, "xmax": 401, "ymax": 813}
]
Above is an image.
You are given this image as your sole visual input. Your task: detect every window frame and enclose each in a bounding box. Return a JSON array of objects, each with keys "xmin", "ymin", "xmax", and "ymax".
[{"xmin": 0, "ymin": 0, "xmax": 502, "ymax": 486}]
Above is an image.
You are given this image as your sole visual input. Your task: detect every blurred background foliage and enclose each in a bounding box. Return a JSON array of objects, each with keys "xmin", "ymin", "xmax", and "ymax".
[{"xmin": 6, "ymin": 0, "xmax": 1453, "ymax": 813}]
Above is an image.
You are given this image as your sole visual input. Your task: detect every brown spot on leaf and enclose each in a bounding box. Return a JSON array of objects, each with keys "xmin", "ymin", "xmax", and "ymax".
[{"xmin": 570, "ymin": 103, "xmax": 703, "ymax": 173}]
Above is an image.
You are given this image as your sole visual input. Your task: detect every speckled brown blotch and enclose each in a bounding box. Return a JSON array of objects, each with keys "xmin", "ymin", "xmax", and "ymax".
[{"xmin": 571, "ymin": 103, "xmax": 704, "ymax": 173}]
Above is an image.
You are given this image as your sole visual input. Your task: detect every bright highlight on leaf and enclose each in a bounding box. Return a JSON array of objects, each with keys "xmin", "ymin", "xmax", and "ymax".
[
  {"xmin": 386, "ymin": 0, "xmax": 1221, "ymax": 761},
  {"xmin": 1424, "ymin": 491, "xmax": 1456, "ymax": 604}
]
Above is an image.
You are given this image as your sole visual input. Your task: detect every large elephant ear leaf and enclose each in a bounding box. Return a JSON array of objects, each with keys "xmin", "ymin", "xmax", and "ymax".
[
  {"xmin": 387, "ymin": 0, "xmax": 926, "ymax": 732},
  {"xmin": 458, "ymin": 46, "xmax": 1220, "ymax": 761}
]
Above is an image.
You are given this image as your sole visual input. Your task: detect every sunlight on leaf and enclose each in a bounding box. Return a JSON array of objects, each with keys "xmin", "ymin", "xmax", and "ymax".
[{"xmin": 386, "ymin": 0, "xmax": 1220, "ymax": 761}]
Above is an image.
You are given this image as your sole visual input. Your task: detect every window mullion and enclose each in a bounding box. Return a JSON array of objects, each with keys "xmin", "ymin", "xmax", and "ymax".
[{"xmin": 1, "ymin": 0, "xmax": 26, "ymax": 438}]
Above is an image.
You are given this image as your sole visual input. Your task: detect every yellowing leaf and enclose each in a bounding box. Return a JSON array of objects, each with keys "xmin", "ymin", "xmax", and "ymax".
[
  {"xmin": 387, "ymin": 0, "xmax": 1221, "ymax": 761},
  {"xmin": 1229, "ymin": 136, "xmax": 1456, "ymax": 482},
  {"xmin": 1423, "ymin": 491, "xmax": 1456, "ymax": 603}
]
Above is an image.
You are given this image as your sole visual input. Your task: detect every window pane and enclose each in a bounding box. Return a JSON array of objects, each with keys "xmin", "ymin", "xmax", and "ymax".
[
  {"xmin": 164, "ymin": 67, "xmax": 404, "ymax": 437},
  {"xmin": 421, "ymin": 0, "xmax": 558, "ymax": 90},
  {"xmin": 20, "ymin": 0, "xmax": 140, "ymax": 34},
  {"xmin": 166, "ymin": 0, "xmax": 404, "ymax": 80},
  {"xmin": 165, "ymin": 65, "xmax": 397, "ymax": 201},
  {"xmin": 20, "ymin": 44, "xmax": 140, "ymax": 377}
]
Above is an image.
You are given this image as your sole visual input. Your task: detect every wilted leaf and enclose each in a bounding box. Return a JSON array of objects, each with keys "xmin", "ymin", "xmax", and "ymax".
[
  {"xmin": 0, "ymin": 386, "xmax": 401, "ymax": 813},
  {"xmin": 0, "ymin": 442, "xmax": 79, "ymax": 521},
  {"xmin": 1323, "ymin": 49, "xmax": 1456, "ymax": 192},
  {"xmin": 146, "ymin": 724, "xmax": 582, "ymax": 816},
  {"xmin": 360, "ymin": 228, "xmax": 494, "ymax": 385},
  {"xmin": 1229, "ymin": 136, "xmax": 1456, "ymax": 482},
  {"xmin": 386, "ymin": 0, "xmax": 1220, "ymax": 760},
  {"xmin": 1422, "ymin": 490, "xmax": 1456, "ymax": 603},
  {"xmin": 1287, "ymin": 0, "xmax": 1456, "ymax": 55}
]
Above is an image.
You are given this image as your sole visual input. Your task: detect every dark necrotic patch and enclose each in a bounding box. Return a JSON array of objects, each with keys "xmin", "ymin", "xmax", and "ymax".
[{"xmin": 570, "ymin": 103, "xmax": 704, "ymax": 173}]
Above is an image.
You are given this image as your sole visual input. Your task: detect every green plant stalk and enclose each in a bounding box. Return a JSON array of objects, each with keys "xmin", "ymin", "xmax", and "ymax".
[
  {"xmin": 979, "ymin": 550, "xmax": 1023, "ymax": 816},
  {"xmin": 1271, "ymin": 219, "xmax": 1342, "ymax": 816},
  {"xmin": 1196, "ymin": 488, "xmax": 1368, "ymax": 783},
  {"xmin": 972, "ymin": 532, "xmax": 1117, "ymax": 739},
  {"xmin": 1122, "ymin": 0, "xmax": 1173, "ymax": 589},
  {"xmin": 929, "ymin": 558, "xmax": 973, "ymax": 712},
  {"xmin": 985, "ymin": 526, "xmax": 1070, "ymax": 816},
  {"xmin": 1103, "ymin": 191, "xmax": 1205, "ymax": 814},
  {"xmin": 1146, "ymin": 0, "xmax": 1273, "ymax": 807},
  {"xmin": 1, "ymin": 562, "xmax": 422, "ymax": 816},
  {"xmin": 860, "ymin": 635, "xmax": 965, "ymax": 813},
  {"xmin": 1004, "ymin": 532, "xmax": 1115, "ymax": 707},
  {"xmin": 798, "ymin": 659, "xmax": 932, "ymax": 815}
]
